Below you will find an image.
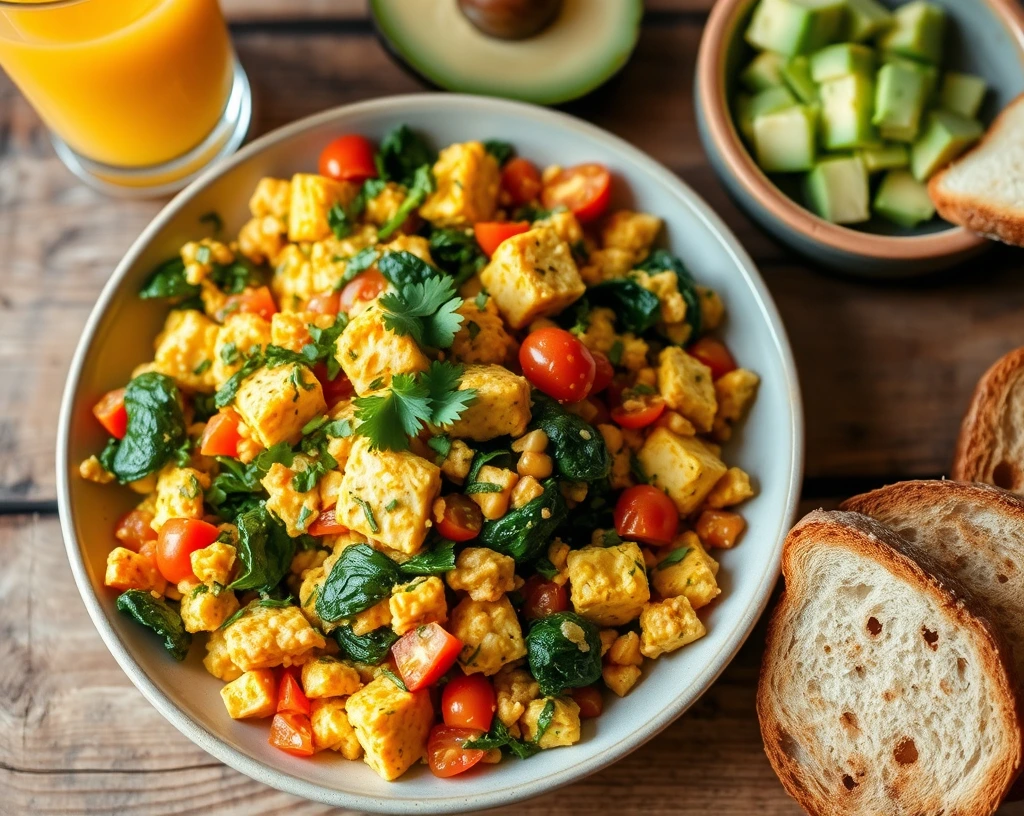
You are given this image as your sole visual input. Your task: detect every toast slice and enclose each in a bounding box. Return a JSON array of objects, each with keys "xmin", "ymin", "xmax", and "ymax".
[
  {"xmin": 758, "ymin": 510, "xmax": 1021, "ymax": 816},
  {"xmin": 953, "ymin": 348, "xmax": 1024, "ymax": 492},
  {"xmin": 929, "ymin": 94, "xmax": 1024, "ymax": 247}
]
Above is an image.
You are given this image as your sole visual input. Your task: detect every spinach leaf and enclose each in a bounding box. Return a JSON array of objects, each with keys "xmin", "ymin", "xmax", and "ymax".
[
  {"xmin": 463, "ymin": 717, "xmax": 540, "ymax": 759},
  {"xmin": 398, "ymin": 538, "xmax": 456, "ymax": 576},
  {"xmin": 210, "ymin": 259, "xmax": 260, "ymax": 294},
  {"xmin": 529, "ymin": 394, "xmax": 611, "ymax": 483},
  {"xmin": 334, "ymin": 625, "xmax": 399, "ymax": 665},
  {"xmin": 206, "ymin": 442, "xmax": 293, "ymax": 516},
  {"xmin": 116, "ymin": 589, "xmax": 192, "ymax": 661},
  {"xmin": 316, "ymin": 543, "xmax": 399, "ymax": 623},
  {"xmin": 587, "ymin": 279, "xmax": 663, "ymax": 335},
  {"xmin": 559, "ymin": 478, "xmax": 615, "ymax": 546},
  {"xmin": 478, "ymin": 478, "xmax": 567, "ymax": 563},
  {"xmin": 634, "ymin": 249, "xmax": 702, "ymax": 337},
  {"xmin": 375, "ymin": 124, "xmax": 436, "ymax": 186},
  {"xmin": 106, "ymin": 373, "xmax": 188, "ymax": 483},
  {"xmin": 429, "ymin": 229, "xmax": 487, "ymax": 285},
  {"xmin": 377, "ymin": 165, "xmax": 435, "ymax": 240},
  {"xmin": 466, "ymin": 447, "xmax": 512, "ymax": 485},
  {"xmin": 526, "ymin": 611, "xmax": 602, "ymax": 696},
  {"xmin": 483, "ymin": 140, "xmax": 515, "ymax": 166},
  {"xmin": 229, "ymin": 504, "xmax": 296, "ymax": 594},
  {"xmin": 139, "ymin": 257, "xmax": 200, "ymax": 301},
  {"xmin": 377, "ymin": 250, "xmax": 439, "ymax": 289}
]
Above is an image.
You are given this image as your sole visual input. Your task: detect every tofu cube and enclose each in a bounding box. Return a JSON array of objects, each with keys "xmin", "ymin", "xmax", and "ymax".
[
  {"xmin": 494, "ymin": 665, "xmax": 540, "ymax": 736},
  {"xmin": 608, "ymin": 631, "xmax": 643, "ymax": 666},
  {"xmin": 190, "ymin": 542, "xmax": 236, "ymax": 586},
  {"xmin": 336, "ymin": 437, "xmax": 442, "ymax": 555},
  {"xmin": 211, "ymin": 313, "xmax": 271, "ymax": 389},
  {"xmin": 270, "ymin": 311, "xmax": 334, "ymax": 354},
  {"xmin": 444, "ymin": 364, "xmax": 532, "ymax": 441},
  {"xmin": 104, "ymin": 547, "xmax": 166, "ymax": 593},
  {"xmin": 262, "ymin": 460, "xmax": 321, "ymax": 536},
  {"xmin": 480, "ymin": 227, "xmax": 586, "ymax": 329},
  {"xmin": 520, "ymin": 697, "xmax": 582, "ymax": 748},
  {"xmin": 652, "ymin": 532, "xmax": 721, "ymax": 610},
  {"xmin": 445, "ymin": 546, "xmax": 516, "ymax": 602},
  {"xmin": 271, "ymin": 244, "xmax": 317, "ymax": 311},
  {"xmin": 467, "ymin": 465, "xmax": 518, "ymax": 520},
  {"xmin": 450, "ymin": 299, "xmax": 516, "ymax": 366},
  {"xmin": 603, "ymin": 663, "xmax": 643, "ymax": 697},
  {"xmin": 249, "ymin": 177, "xmax": 291, "ymax": 219},
  {"xmin": 389, "ymin": 576, "xmax": 448, "ymax": 635},
  {"xmin": 220, "ymin": 669, "xmax": 278, "ymax": 719},
  {"xmin": 345, "ymin": 675, "xmax": 434, "ymax": 781},
  {"xmin": 288, "ymin": 173, "xmax": 359, "ymax": 243},
  {"xmin": 223, "ymin": 604, "xmax": 326, "ymax": 670},
  {"xmin": 152, "ymin": 309, "xmax": 219, "ymax": 393},
  {"xmin": 301, "ymin": 656, "xmax": 363, "ymax": 699},
  {"xmin": 151, "ymin": 465, "xmax": 210, "ymax": 532},
  {"xmin": 180, "ymin": 584, "xmax": 240, "ymax": 633},
  {"xmin": 233, "ymin": 363, "xmax": 327, "ymax": 448},
  {"xmin": 657, "ymin": 346, "xmax": 717, "ymax": 432},
  {"xmin": 713, "ymin": 369, "xmax": 761, "ymax": 441},
  {"xmin": 449, "ymin": 596, "xmax": 527, "ymax": 676},
  {"xmin": 566, "ymin": 541, "xmax": 651, "ymax": 626},
  {"xmin": 601, "ymin": 210, "xmax": 663, "ymax": 258},
  {"xmin": 310, "ymin": 697, "xmax": 363, "ymax": 758},
  {"xmin": 706, "ymin": 467, "xmax": 755, "ymax": 508},
  {"xmin": 203, "ymin": 628, "xmax": 243, "ymax": 682},
  {"xmin": 639, "ymin": 596, "xmax": 706, "ymax": 659},
  {"xmin": 419, "ymin": 141, "xmax": 500, "ymax": 227},
  {"xmin": 637, "ymin": 428, "xmax": 728, "ymax": 516},
  {"xmin": 335, "ymin": 304, "xmax": 430, "ymax": 395}
]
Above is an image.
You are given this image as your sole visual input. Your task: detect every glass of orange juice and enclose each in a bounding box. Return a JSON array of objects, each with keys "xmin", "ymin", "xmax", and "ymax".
[{"xmin": 0, "ymin": 0, "xmax": 251, "ymax": 196}]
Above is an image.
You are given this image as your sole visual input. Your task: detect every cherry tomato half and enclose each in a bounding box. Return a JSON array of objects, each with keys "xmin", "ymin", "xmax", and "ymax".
[
  {"xmin": 93, "ymin": 388, "xmax": 128, "ymax": 439},
  {"xmin": 339, "ymin": 271, "xmax": 388, "ymax": 314},
  {"xmin": 519, "ymin": 328, "xmax": 596, "ymax": 404},
  {"xmin": 501, "ymin": 157, "xmax": 542, "ymax": 206},
  {"xmin": 223, "ymin": 286, "xmax": 278, "ymax": 321},
  {"xmin": 521, "ymin": 575, "xmax": 569, "ymax": 620},
  {"xmin": 614, "ymin": 485, "xmax": 680, "ymax": 547},
  {"xmin": 306, "ymin": 291, "xmax": 341, "ymax": 316},
  {"xmin": 687, "ymin": 337, "xmax": 737, "ymax": 381},
  {"xmin": 312, "ymin": 362, "xmax": 354, "ymax": 408},
  {"xmin": 442, "ymin": 674, "xmax": 496, "ymax": 731},
  {"xmin": 435, "ymin": 494, "xmax": 484, "ymax": 542},
  {"xmin": 277, "ymin": 672, "xmax": 311, "ymax": 717},
  {"xmin": 156, "ymin": 518, "xmax": 221, "ymax": 584},
  {"xmin": 114, "ymin": 508, "xmax": 157, "ymax": 551},
  {"xmin": 318, "ymin": 134, "xmax": 378, "ymax": 182},
  {"xmin": 474, "ymin": 221, "xmax": 531, "ymax": 257},
  {"xmin": 392, "ymin": 622, "xmax": 463, "ymax": 691},
  {"xmin": 269, "ymin": 710, "xmax": 315, "ymax": 757},
  {"xmin": 571, "ymin": 686, "xmax": 604, "ymax": 719},
  {"xmin": 610, "ymin": 393, "xmax": 666, "ymax": 429},
  {"xmin": 590, "ymin": 351, "xmax": 615, "ymax": 394},
  {"xmin": 308, "ymin": 505, "xmax": 348, "ymax": 536},
  {"xmin": 427, "ymin": 725, "xmax": 486, "ymax": 778},
  {"xmin": 199, "ymin": 409, "xmax": 243, "ymax": 457},
  {"xmin": 541, "ymin": 163, "xmax": 612, "ymax": 223}
]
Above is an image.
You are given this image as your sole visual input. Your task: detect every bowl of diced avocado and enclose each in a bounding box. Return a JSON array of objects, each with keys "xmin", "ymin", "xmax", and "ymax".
[{"xmin": 695, "ymin": 0, "xmax": 1024, "ymax": 275}]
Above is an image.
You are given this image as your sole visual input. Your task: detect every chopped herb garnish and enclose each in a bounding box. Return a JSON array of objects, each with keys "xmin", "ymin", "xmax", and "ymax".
[
  {"xmin": 657, "ymin": 548, "xmax": 691, "ymax": 570},
  {"xmin": 380, "ymin": 668, "xmax": 408, "ymax": 691},
  {"xmin": 352, "ymin": 494, "xmax": 379, "ymax": 534},
  {"xmin": 192, "ymin": 359, "xmax": 211, "ymax": 376},
  {"xmin": 465, "ymin": 481, "xmax": 502, "ymax": 494},
  {"xmin": 427, "ymin": 434, "xmax": 452, "ymax": 464},
  {"xmin": 199, "ymin": 211, "xmax": 224, "ymax": 234},
  {"xmin": 384, "ymin": 498, "xmax": 399, "ymax": 512},
  {"xmin": 474, "ymin": 290, "xmax": 489, "ymax": 310},
  {"xmin": 467, "ymin": 320, "xmax": 481, "ymax": 340}
]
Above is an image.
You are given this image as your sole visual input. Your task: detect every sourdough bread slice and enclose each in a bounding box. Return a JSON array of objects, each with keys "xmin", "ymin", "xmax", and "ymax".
[
  {"xmin": 929, "ymin": 94, "xmax": 1024, "ymax": 247},
  {"xmin": 758, "ymin": 510, "xmax": 1021, "ymax": 816},
  {"xmin": 953, "ymin": 348, "xmax": 1024, "ymax": 492}
]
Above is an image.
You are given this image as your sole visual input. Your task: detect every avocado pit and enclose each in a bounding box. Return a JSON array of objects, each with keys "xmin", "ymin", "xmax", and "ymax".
[{"xmin": 457, "ymin": 0, "xmax": 563, "ymax": 40}]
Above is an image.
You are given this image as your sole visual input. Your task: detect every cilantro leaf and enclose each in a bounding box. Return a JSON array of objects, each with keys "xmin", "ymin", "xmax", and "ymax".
[
  {"xmin": 429, "ymin": 228, "xmax": 487, "ymax": 285},
  {"xmin": 375, "ymin": 125, "xmax": 436, "ymax": 186},
  {"xmin": 422, "ymin": 361, "xmax": 476, "ymax": 427},
  {"xmin": 354, "ymin": 373, "xmax": 432, "ymax": 451},
  {"xmin": 379, "ymin": 276, "xmax": 464, "ymax": 350},
  {"xmin": 483, "ymin": 140, "xmax": 515, "ymax": 166},
  {"xmin": 139, "ymin": 257, "xmax": 199, "ymax": 301},
  {"xmin": 378, "ymin": 164, "xmax": 435, "ymax": 240}
]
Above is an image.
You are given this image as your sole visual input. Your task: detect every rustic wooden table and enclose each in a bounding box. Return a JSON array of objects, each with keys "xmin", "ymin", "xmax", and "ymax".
[{"xmin": 3, "ymin": 1, "xmax": 1024, "ymax": 813}]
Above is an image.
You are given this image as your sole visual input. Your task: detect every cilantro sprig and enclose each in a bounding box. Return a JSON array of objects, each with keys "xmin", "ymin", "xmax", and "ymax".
[{"xmin": 379, "ymin": 275, "xmax": 464, "ymax": 350}]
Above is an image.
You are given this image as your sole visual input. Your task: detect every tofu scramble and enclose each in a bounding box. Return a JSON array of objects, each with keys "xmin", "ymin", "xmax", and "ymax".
[{"xmin": 82, "ymin": 126, "xmax": 760, "ymax": 781}]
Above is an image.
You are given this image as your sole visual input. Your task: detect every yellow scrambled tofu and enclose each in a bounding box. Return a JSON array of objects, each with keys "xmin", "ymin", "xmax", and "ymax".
[
  {"xmin": 566, "ymin": 541, "xmax": 651, "ymax": 626},
  {"xmin": 310, "ymin": 697, "xmax": 363, "ymax": 758},
  {"xmin": 288, "ymin": 173, "xmax": 359, "ymax": 243},
  {"xmin": 419, "ymin": 141, "xmax": 500, "ymax": 227},
  {"xmin": 222, "ymin": 603, "xmax": 326, "ymax": 670},
  {"xmin": 449, "ymin": 596, "xmax": 527, "ymax": 676},
  {"xmin": 335, "ymin": 304, "xmax": 430, "ymax": 395},
  {"xmin": 637, "ymin": 427, "xmax": 728, "ymax": 516},
  {"xmin": 345, "ymin": 675, "xmax": 434, "ymax": 781},
  {"xmin": 233, "ymin": 363, "xmax": 327, "ymax": 448},
  {"xmin": 152, "ymin": 309, "xmax": 219, "ymax": 393},
  {"xmin": 444, "ymin": 364, "xmax": 532, "ymax": 441}
]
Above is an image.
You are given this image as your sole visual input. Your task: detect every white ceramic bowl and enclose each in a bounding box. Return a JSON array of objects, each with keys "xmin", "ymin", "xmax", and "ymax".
[{"xmin": 57, "ymin": 94, "xmax": 804, "ymax": 813}]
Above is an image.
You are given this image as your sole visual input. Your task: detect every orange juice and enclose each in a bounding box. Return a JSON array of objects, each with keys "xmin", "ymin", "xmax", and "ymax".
[{"xmin": 0, "ymin": 0, "xmax": 234, "ymax": 168}]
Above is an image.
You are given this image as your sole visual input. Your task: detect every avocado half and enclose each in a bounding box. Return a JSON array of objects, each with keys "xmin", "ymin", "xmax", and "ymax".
[{"xmin": 371, "ymin": 0, "xmax": 643, "ymax": 105}]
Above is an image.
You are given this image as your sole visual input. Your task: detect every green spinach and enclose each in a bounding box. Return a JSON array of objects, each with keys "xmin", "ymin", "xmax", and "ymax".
[
  {"xmin": 116, "ymin": 589, "xmax": 192, "ymax": 661},
  {"xmin": 398, "ymin": 538, "xmax": 456, "ymax": 576},
  {"xmin": 635, "ymin": 249, "xmax": 702, "ymax": 337},
  {"xmin": 587, "ymin": 279, "xmax": 663, "ymax": 335},
  {"xmin": 375, "ymin": 124, "xmax": 436, "ymax": 186},
  {"xmin": 526, "ymin": 611, "xmax": 602, "ymax": 696},
  {"xmin": 316, "ymin": 543, "xmax": 399, "ymax": 622},
  {"xmin": 334, "ymin": 625, "xmax": 399, "ymax": 665},
  {"xmin": 483, "ymin": 140, "xmax": 514, "ymax": 166},
  {"xmin": 377, "ymin": 250, "xmax": 439, "ymax": 289},
  {"xmin": 478, "ymin": 478, "xmax": 567, "ymax": 563},
  {"xmin": 429, "ymin": 228, "xmax": 487, "ymax": 285},
  {"xmin": 463, "ymin": 717, "xmax": 540, "ymax": 759},
  {"xmin": 229, "ymin": 504, "xmax": 296, "ymax": 594},
  {"xmin": 106, "ymin": 373, "xmax": 188, "ymax": 483},
  {"xmin": 139, "ymin": 257, "xmax": 200, "ymax": 300},
  {"xmin": 529, "ymin": 394, "xmax": 611, "ymax": 483}
]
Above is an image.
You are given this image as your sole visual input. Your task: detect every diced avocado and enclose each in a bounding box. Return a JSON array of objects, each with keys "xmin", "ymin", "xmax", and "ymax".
[
  {"xmin": 940, "ymin": 71, "xmax": 987, "ymax": 119},
  {"xmin": 858, "ymin": 143, "xmax": 909, "ymax": 173},
  {"xmin": 753, "ymin": 105, "xmax": 818, "ymax": 172},
  {"xmin": 809, "ymin": 43, "xmax": 875, "ymax": 83},
  {"xmin": 873, "ymin": 169, "xmax": 936, "ymax": 227},
  {"xmin": 741, "ymin": 51, "xmax": 787, "ymax": 92},
  {"xmin": 879, "ymin": 1, "xmax": 946, "ymax": 65},
  {"xmin": 842, "ymin": 0, "xmax": 894, "ymax": 42},
  {"xmin": 885, "ymin": 55, "xmax": 939, "ymax": 105},
  {"xmin": 781, "ymin": 56, "xmax": 819, "ymax": 103},
  {"xmin": 873, "ymin": 62, "xmax": 929, "ymax": 143},
  {"xmin": 749, "ymin": 85, "xmax": 799, "ymax": 120},
  {"xmin": 804, "ymin": 156, "xmax": 870, "ymax": 224},
  {"xmin": 745, "ymin": 0, "xmax": 847, "ymax": 57},
  {"xmin": 819, "ymin": 73, "xmax": 877, "ymax": 150},
  {"xmin": 910, "ymin": 110, "xmax": 983, "ymax": 181}
]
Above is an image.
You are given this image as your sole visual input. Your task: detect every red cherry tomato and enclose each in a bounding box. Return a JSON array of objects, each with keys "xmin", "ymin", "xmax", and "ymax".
[
  {"xmin": 114, "ymin": 508, "xmax": 157, "ymax": 551},
  {"xmin": 435, "ymin": 494, "xmax": 484, "ymax": 542},
  {"xmin": 590, "ymin": 351, "xmax": 615, "ymax": 394},
  {"xmin": 541, "ymin": 163, "xmax": 612, "ymax": 223},
  {"xmin": 199, "ymin": 409, "xmax": 243, "ymax": 457},
  {"xmin": 519, "ymin": 328, "xmax": 596, "ymax": 403},
  {"xmin": 223, "ymin": 286, "xmax": 278, "ymax": 321},
  {"xmin": 687, "ymin": 337, "xmax": 737, "ymax": 381},
  {"xmin": 93, "ymin": 388, "xmax": 128, "ymax": 439},
  {"xmin": 268, "ymin": 711, "xmax": 315, "ymax": 757},
  {"xmin": 318, "ymin": 134, "xmax": 378, "ymax": 182},
  {"xmin": 308, "ymin": 505, "xmax": 348, "ymax": 536},
  {"xmin": 312, "ymin": 362, "xmax": 354, "ymax": 408},
  {"xmin": 442, "ymin": 674, "xmax": 496, "ymax": 731},
  {"xmin": 610, "ymin": 394, "xmax": 666, "ymax": 429},
  {"xmin": 392, "ymin": 622, "xmax": 463, "ymax": 691},
  {"xmin": 474, "ymin": 221, "xmax": 531, "ymax": 257},
  {"xmin": 427, "ymin": 725, "xmax": 486, "ymax": 778},
  {"xmin": 501, "ymin": 157, "xmax": 542, "ymax": 206},
  {"xmin": 306, "ymin": 291, "xmax": 341, "ymax": 316},
  {"xmin": 339, "ymin": 271, "xmax": 388, "ymax": 314},
  {"xmin": 155, "ymin": 518, "xmax": 221, "ymax": 584},
  {"xmin": 614, "ymin": 485, "xmax": 680, "ymax": 547},
  {"xmin": 571, "ymin": 686, "xmax": 604, "ymax": 719},
  {"xmin": 277, "ymin": 672, "xmax": 311, "ymax": 717},
  {"xmin": 521, "ymin": 575, "xmax": 569, "ymax": 620}
]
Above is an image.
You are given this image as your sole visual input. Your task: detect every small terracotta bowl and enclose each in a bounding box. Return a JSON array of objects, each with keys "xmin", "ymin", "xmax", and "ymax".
[{"xmin": 695, "ymin": 0, "xmax": 1024, "ymax": 276}]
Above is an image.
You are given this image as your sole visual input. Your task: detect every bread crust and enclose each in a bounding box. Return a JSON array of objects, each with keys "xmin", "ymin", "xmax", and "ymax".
[
  {"xmin": 929, "ymin": 94, "xmax": 1024, "ymax": 248},
  {"xmin": 952, "ymin": 347, "xmax": 1024, "ymax": 490},
  {"xmin": 758, "ymin": 510, "xmax": 1023, "ymax": 816}
]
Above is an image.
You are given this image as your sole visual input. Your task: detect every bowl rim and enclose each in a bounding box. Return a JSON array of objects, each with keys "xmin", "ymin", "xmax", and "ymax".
[
  {"xmin": 56, "ymin": 93, "xmax": 805, "ymax": 813},
  {"xmin": 696, "ymin": 0, "xmax": 1024, "ymax": 261}
]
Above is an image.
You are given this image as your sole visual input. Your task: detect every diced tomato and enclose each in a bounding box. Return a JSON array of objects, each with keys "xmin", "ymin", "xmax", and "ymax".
[
  {"xmin": 473, "ymin": 221, "xmax": 530, "ymax": 257},
  {"xmin": 590, "ymin": 351, "xmax": 614, "ymax": 394},
  {"xmin": 695, "ymin": 509, "xmax": 747, "ymax": 549},
  {"xmin": 614, "ymin": 485, "xmax": 680, "ymax": 547},
  {"xmin": 114, "ymin": 508, "xmax": 157, "ymax": 551},
  {"xmin": 268, "ymin": 710, "xmax": 315, "ymax": 757},
  {"xmin": 519, "ymin": 327, "xmax": 596, "ymax": 403},
  {"xmin": 521, "ymin": 575, "xmax": 569, "ymax": 620},
  {"xmin": 441, "ymin": 674, "xmax": 496, "ymax": 731},
  {"xmin": 308, "ymin": 505, "xmax": 348, "ymax": 536},
  {"xmin": 319, "ymin": 134, "xmax": 378, "ymax": 183},
  {"xmin": 435, "ymin": 494, "xmax": 484, "ymax": 542},
  {"xmin": 687, "ymin": 337, "xmax": 737, "ymax": 380},
  {"xmin": 541, "ymin": 163, "xmax": 612, "ymax": 222},
  {"xmin": 571, "ymin": 686, "xmax": 604, "ymax": 719},
  {"xmin": 199, "ymin": 409, "xmax": 243, "ymax": 457},
  {"xmin": 312, "ymin": 362, "xmax": 354, "ymax": 408},
  {"xmin": 611, "ymin": 393, "xmax": 666, "ymax": 429},
  {"xmin": 277, "ymin": 672, "xmax": 311, "ymax": 717},
  {"xmin": 339, "ymin": 271, "xmax": 388, "ymax": 314},
  {"xmin": 306, "ymin": 291, "xmax": 341, "ymax": 315},
  {"xmin": 93, "ymin": 388, "xmax": 128, "ymax": 439},
  {"xmin": 392, "ymin": 622, "xmax": 463, "ymax": 691},
  {"xmin": 224, "ymin": 286, "xmax": 277, "ymax": 321},
  {"xmin": 427, "ymin": 725, "xmax": 486, "ymax": 778},
  {"xmin": 501, "ymin": 157, "xmax": 543, "ymax": 206},
  {"xmin": 155, "ymin": 518, "xmax": 221, "ymax": 584}
]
